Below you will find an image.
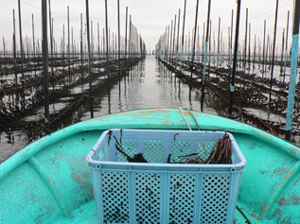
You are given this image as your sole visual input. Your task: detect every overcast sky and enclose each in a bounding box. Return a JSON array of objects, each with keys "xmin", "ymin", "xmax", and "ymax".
[{"xmin": 0, "ymin": 0, "xmax": 295, "ymax": 52}]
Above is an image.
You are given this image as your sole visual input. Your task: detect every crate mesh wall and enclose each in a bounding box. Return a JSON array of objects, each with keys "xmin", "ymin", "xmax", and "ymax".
[
  {"xmin": 196, "ymin": 140, "xmax": 217, "ymax": 160},
  {"xmin": 200, "ymin": 174, "xmax": 231, "ymax": 224},
  {"xmin": 144, "ymin": 140, "xmax": 164, "ymax": 163},
  {"xmin": 101, "ymin": 171, "xmax": 130, "ymax": 223},
  {"xmin": 169, "ymin": 174, "xmax": 197, "ymax": 224},
  {"xmin": 135, "ymin": 172, "xmax": 161, "ymax": 224},
  {"xmin": 117, "ymin": 139, "xmax": 139, "ymax": 162},
  {"xmin": 170, "ymin": 140, "xmax": 192, "ymax": 162},
  {"xmin": 102, "ymin": 144, "xmax": 109, "ymax": 161},
  {"xmin": 89, "ymin": 130, "xmax": 245, "ymax": 224}
]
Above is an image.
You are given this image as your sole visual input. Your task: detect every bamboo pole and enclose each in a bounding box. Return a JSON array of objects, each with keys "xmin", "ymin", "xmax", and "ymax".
[
  {"xmin": 283, "ymin": 10, "xmax": 290, "ymax": 84},
  {"xmin": 31, "ymin": 14, "xmax": 36, "ymax": 76},
  {"xmin": 175, "ymin": 9, "xmax": 180, "ymax": 69},
  {"xmin": 189, "ymin": 0, "xmax": 200, "ymax": 92},
  {"xmin": 17, "ymin": 0, "xmax": 25, "ymax": 106},
  {"xmin": 67, "ymin": 6, "xmax": 71, "ymax": 81},
  {"xmin": 80, "ymin": 13, "xmax": 84, "ymax": 80},
  {"xmin": 172, "ymin": 14, "xmax": 177, "ymax": 61},
  {"xmin": 85, "ymin": 0, "xmax": 94, "ymax": 118},
  {"xmin": 280, "ymin": 29, "xmax": 285, "ymax": 79},
  {"xmin": 124, "ymin": 7, "xmax": 128, "ymax": 68},
  {"xmin": 200, "ymin": 0, "xmax": 211, "ymax": 112},
  {"xmin": 269, "ymin": 0, "xmax": 279, "ymax": 104},
  {"xmin": 217, "ymin": 17, "xmax": 221, "ymax": 69},
  {"xmin": 105, "ymin": 0, "xmax": 110, "ymax": 80},
  {"xmin": 42, "ymin": 0, "xmax": 50, "ymax": 133},
  {"xmin": 248, "ymin": 23, "xmax": 251, "ymax": 76},
  {"xmin": 228, "ymin": 0, "xmax": 242, "ymax": 116},
  {"xmin": 12, "ymin": 9, "xmax": 17, "ymax": 84},
  {"xmin": 230, "ymin": 9, "xmax": 234, "ymax": 67},
  {"xmin": 243, "ymin": 8, "xmax": 248, "ymax": 86},
  {"xmin": 48, "ymin": 0, "xmax": 54, "ymax": 89},
  {"xmin": 128, "ymin": 15, "xmax": 132, "ymax": 59},
  {"xmin": 97, "ymin": 23, "xmax": 100, "ymax": 60},
  {"xmin": 286, "ymin": 0, "xmax": 300, "ymax": 140},
  {"xmin": 117, "ymin": 0, "xmax": 121, "ymax": 81},
  {"xmin": 179, "ymin": 0, "xmax": 187, "ymax": 73},
  {"xmin": 262, "ymin": 20, "xmax": 266, "ymax": 79}
]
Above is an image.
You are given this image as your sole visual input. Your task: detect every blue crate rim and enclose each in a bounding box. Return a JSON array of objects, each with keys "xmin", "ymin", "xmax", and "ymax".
[
  {"xmin": 88, "ymin": 161, "xmax": 246, "ymax": 173},
  {"xmin": 87, "ymin": 129, "xmax": 247, "ymax": 170}
]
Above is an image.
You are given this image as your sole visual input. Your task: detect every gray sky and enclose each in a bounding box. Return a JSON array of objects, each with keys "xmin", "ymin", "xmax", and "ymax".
[{"xmin": 0, "ymin": 0, "xmax": 295, "ymax": 52}]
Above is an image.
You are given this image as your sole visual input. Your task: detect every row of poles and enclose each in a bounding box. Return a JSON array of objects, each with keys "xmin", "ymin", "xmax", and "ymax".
[
  {"xmin": 156, "ymin": 2, "xmax": 292, "ymax": 83},
  {"xmin": 2, "ymin": 0, "xmax": 145, "ymax": 83},
  {"xmin": 155, "ymin": 0, "xmax": 300, "ymax": 141},
  {"xmin": 38, "ymin": 0, "xmax": 147, "ymax": 133}
]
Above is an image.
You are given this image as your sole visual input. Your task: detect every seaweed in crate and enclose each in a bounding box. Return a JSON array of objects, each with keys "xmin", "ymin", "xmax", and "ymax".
[
  {"xmin": 113, "ymin": 135, "xmax": 148, "ymax": 163},
  {"xmin": 204, "ymin": 132, "xmax": 232, "ymax": 164},
  {"xmin": 168, "ymin": 133, "xmax": 232, "ymax": 164}
]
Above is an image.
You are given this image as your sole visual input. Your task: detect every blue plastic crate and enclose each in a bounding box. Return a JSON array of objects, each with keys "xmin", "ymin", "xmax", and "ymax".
[{"xmin": 86, "ymin": 129, "xmax": 246, "ymax": 224}]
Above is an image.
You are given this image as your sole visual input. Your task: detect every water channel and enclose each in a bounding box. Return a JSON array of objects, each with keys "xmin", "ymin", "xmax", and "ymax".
[{"xmin": 0, "ymin": 55, "xmax": 288, "ymax": 162}]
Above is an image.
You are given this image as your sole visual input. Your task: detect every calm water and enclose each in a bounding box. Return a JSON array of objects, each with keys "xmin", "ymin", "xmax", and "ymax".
[
  {"xmin": 0, "ymin": 55, "xmax": 291, "ymax": 163},
  {"xmin": 0, "ymin": 55, "xmax": 221, "ymax": 162},
  {"xmin": 82, "ymin": 55, "xmax": 219, "ymax": 119}
]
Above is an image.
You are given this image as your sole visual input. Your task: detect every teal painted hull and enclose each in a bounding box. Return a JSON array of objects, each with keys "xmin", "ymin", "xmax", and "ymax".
[{"xmin": 0, "ymin": 109, "xmax": 299, "ymax": 223}]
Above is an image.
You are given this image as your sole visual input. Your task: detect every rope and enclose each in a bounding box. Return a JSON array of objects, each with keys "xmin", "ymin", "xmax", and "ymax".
[
  {"xmin": 179, "ymin": 107, "xmax": 200, "ymax": 131},
  {"xmin": 179, "ymin": 107, "xmax": 192, "ymax": 131}
]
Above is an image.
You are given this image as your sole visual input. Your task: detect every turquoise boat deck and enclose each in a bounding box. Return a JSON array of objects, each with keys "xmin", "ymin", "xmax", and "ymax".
[{"xmin": 0, "ymin": 109, "xmax": 299, "ymax": 223}]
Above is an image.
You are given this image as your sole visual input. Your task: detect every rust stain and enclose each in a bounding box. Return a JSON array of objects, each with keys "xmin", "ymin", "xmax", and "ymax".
[
  {"xmin": 277, "ymin": 169, "xmax": 294, "ymax": 188},
  {"xmin": 258, "ymin": 202, "xmax": 270, "ymax": 220},
  {"xmin": 293, "ymin": 176, "xmax": 300, "ymax": 186},
  {"xmin": 291, "ymin": 192, "xmax": 300, "ymax": 205},
  {"xmin": 268, "ymin": 208, "xmax": 282, "ymax": 221},
  {"xmin": 250, "ymin": 212, "xmax": 260, "ymax": 220},
  {"xmin": 71, "ymin": 173, "xmax": 84, "ymax": 185},
  {"xmin": 272, "ymin": 167, "xmax": 289, "ymax": 176},
  {"xmin": 290, "ymin": 147, "xmax": 300, "ymax": 156},
  {"xmin": 278, "ymin": 196, "xmax": 287, "ymax": 206},
  {"xmin": 134, "ymin": 108, "xmax": 167, "ymax": 115},
  {"xmin": 278, "ymin": 193, "xmax": 300, "ymax": 206},
  {"xmin": 251, "ymin": 129, "xmax": 270, "ymax": 139},
  {"xmin": 163, "ymin": 121, "xmax": 170, "ymax": 125}
]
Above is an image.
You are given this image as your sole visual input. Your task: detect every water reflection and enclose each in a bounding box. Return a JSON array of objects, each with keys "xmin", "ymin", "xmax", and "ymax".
[
  {"xmin": 79, "ymin": 55, "xmax": 227, "ymax": 120},
  {"xmin": 1, "ymin": 55, "xmax": 282, "ymax": 162}
]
